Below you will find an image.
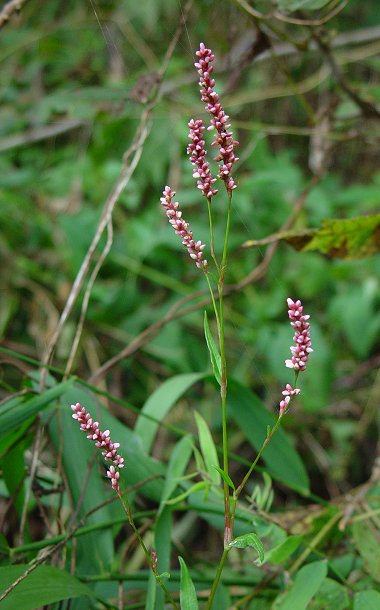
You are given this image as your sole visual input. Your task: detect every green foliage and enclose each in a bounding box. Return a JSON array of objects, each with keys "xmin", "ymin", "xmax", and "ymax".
[{"xmin": 0, "ymin": 565, "xmax": 95, "ymax": 610}]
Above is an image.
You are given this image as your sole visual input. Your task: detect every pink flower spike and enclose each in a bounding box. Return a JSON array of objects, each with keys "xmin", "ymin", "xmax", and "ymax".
[
  {"xmin": 187, "ymin": 118, "xmax": 218, "ymax": 199},
  {"xmin": 194, "ymin": 43, "xmax": 239, "ymax": 193},
  {"xmin": 285, "ymin": 298, "xmax": 313, "ymax": 372},
  {"xmin": 70, "ymin": 402, "xmax": 124, "ymax": 492},
  {"xmin": 160, "ymin": 186, "xmax": 208, "ymax": 270}
]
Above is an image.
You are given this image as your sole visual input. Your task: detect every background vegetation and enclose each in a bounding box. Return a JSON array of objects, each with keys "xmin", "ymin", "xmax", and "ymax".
[{"xmin": 0, "ymin": 0, "xmax": 380, "ymax": 608}]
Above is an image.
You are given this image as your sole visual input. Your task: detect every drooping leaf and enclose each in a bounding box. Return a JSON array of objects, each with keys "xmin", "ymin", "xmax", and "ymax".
[
  {"xmin": 179, "ymin": 556, "xmax": 199, "ymax": 610},
  {"xmin": 135, "ymin": 373, "xmax": 207, "ymax": 453},
  {"xmin": 229, "ymin": 379, "xmax": 310, "ymax": 494},
  {"xmin": 0, "ymin": 565, "xmax": 94, "ymax": 610},
  {"xmin": 204, "ymin": 311, "xmax": 222, "ymax": 385},
  {"xmin": 273, "ymin": 560, "xmax": 327, "ymax": 610},
  {"xmin": 243, "ymin": 214, "xmax": 380, "ymax": 260},
  {"xmin": 165, "ymin": 481, "xmax": 207, "ymax": 505},
  {"xmin": 194, "ymin": 411, "xmax": 221, "ymax": 485},
  {"xmin": 228, "ymin": 532, "xmax": 265, "ymax": 564}
]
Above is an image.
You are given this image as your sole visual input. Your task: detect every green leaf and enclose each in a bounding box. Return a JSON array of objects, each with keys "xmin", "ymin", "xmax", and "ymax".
[
  {"xmin": 214, "ymin": 466, "xmax": 235, "ymax": 491},
  {"xmin": 0, "ymin": 379, "xmax": 74, "ymax": 438},
  {"xmin": 135, "ymin": 373, "xmax": 207, "ymax": 452},
  {"xmin": 308, "ymin": 578, "xmax": 350, "ymax": 610},
  {"xmin": 353, "ymin": 519, "xmax": 380, "ymax": 582},
  {"xmin": 354, "ymin": 590, "xmax": 380, "ymax": 610},
  {"xmin": 159, "ymin": 435, "xmax": 193, "ymax": 510},
  {"xmin": 179, "ymin": 556, "xmax": 199, "ymax": 610},
  {"xmin": 243, "ymin": 213, "xmax": 380, "ymax": 260},
  {"xmin": 165, "ymin": 481, "xmax": 207, "ymax": 505},
  {"xmin": 194, "ymin": 411, "xmax": 221, "ymax": 485},
  {"xmin": 274, "ymin": 560, "xmax": 327, "ymax": 610},
  {"xmin": 0, "ymin": 565, "xmax": 94, "ymax": 610},
  {"xmin": 229, "ymin": 379, "xmax": 310, "ymax": 494},
  {"xmin": 228, "ymin": 532, "xmax": 265, "ymax": 564},
  {"xmin": 265, "ymin": 535, "xmax": 303, "ymax": 564},
  {"xmin": 204, "ymin": 311, "xmax": 222, "ymax": 385}
]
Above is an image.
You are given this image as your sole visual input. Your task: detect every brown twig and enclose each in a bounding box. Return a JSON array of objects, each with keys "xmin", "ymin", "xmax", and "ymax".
[
  {"xmin": 0, "ymin": 0, "xmax": 29, "ymax": 28},
  {"xmin": 312, "ymin": 28, "xmax": 380, "ymax": 119}
]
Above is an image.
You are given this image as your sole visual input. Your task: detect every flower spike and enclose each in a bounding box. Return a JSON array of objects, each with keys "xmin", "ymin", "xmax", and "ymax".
[
  {"xmin": 71, "ymin": 402, "xmax": 124, "ymax": 491},
  {"xmin": 194, "ymin": 42, "xmax": 239, "ymax": 193},
  {"xmin": 160, "ymin": 186, "xmax": 208, "ymax": 270}
]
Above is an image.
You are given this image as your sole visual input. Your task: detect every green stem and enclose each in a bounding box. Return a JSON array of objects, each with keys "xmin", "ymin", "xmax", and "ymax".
[
  {"xmin": 205, "ymin": 547, "xmax": 230, "ymax": 610},
  {"xmin": 119, "ymin": 491, "xmax": 179, "ymax": 610},
  {"xmin": 218, "ymin": 192, "xmax": 233, "ymax": 546},
  {"xmin": 207, "ymin": 197, "xmax": 220, "ymax": 273}
]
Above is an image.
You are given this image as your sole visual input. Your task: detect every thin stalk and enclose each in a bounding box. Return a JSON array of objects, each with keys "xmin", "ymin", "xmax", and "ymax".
[
  {"xmin": 205, "ymin": 547, "xmax": 230, "ymax": 610},
  {"xmin": 118, "ymin": 492, "xmax": 179, "ymax": 610},
  {"xmin": 217, "ymin": 191, "xmax": 233, "ymax": 546},
  {"xmin": 207, "ymin": 197, "xmax": 220, "ymax": 272}
]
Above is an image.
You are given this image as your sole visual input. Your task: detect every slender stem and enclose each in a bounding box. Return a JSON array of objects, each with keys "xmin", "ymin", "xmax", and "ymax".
[
  {"xmin": 118, "ymin": 491, "xmax": 179, "ymax": 610},
  {"xmin": 217, "ymin": 192, "xmax": 233, "ymax": 546},
  {"xmin": 205, "ymin": 548, "xmax": 230, "ymax": 610},
  {"xmin": 205, "ymin": 272, "xmax": 220, "ymax": 328},
  {"xmin": 207, "ymin": 197, "xmax": 220, "ymax": 272}
]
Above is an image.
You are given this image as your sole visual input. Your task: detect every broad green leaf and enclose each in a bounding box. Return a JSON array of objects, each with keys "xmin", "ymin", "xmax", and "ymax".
[
  {"xmin": 274, "ymin": 560, "xmax": 327, "ymax": 610},
  {"xmin": 243, "ymin": 213, "xmax": 380, "ymax": 260},
  {"xmin": 0, "ymin": 379, "xmax": 74, "ymax": 438},
  {"xmin": 264, "ymin": 535, "xmax": 303, "ymax": 564},
  {"xmin": 179, "ymin": 556, "xmax": 198, "ymax": 610},
  {"xmin": 159, "ymin": 435, "xmax": 193, "ymax": 510},
  {"xmin": 308, "ymin": 578, "xmax": 350, "ymax": 610},
  {"xmin": 354, "ymin": 590, "xmax": 380, "ymax": 610},
  {"xmin": 353, "ymin": 519, "xmax": 380, "ymax": 582},
  {"xmin": 214, "ymin": 466, "xmax": 235, "ymax": 491},
  {"xmin": 194, "ymin": 411, "xmax": 220, "ymax": 485},
  {"xmin": 0, "ymin": 565, "xmax": 94, "ymax": 610},
  {"xmin": 135, "ymin": 373, "xmax": 207, "ymax": 452},
  {"xmin": 229, "ymin": 532, "xmax": 265, "ymax": 564},
  {"xmin": 204, "ymin": 311, "xmax": 222, "ymax": 385},
  {"xmin": 229, "ymin": 379, "xmax": 310, "ymax": 494}
]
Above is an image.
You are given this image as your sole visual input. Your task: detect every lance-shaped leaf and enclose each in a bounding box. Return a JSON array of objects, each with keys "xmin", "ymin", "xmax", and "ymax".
[
  {"xmin": 243, "ymin": 213, "xmax": 380, "ymax": 260},
  {"xmin": 204, "ymin": 311, "xmax": 222, "ymax": 385},
  {"xmin": 179, "ymin": 556, "xmax": 199, "ymax": 610},
  {"xmin": 194, "ymin": 411, "xmax": 221, "ymax": 485}
]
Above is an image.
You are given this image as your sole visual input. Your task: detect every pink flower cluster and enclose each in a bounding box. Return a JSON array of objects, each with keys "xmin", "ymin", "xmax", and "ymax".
[
  {"xmin": 187, "ymin": 118, "xmax": 218, "ymax": 199},
  {"xmin": 160, "ymin": 185, "xmax": 208, "ymax": 269},
  {"xmin": 285, "ymin": 298, "xmax": 313, "ymax": 372},
  {"xmin": 279, "ymin": 298, "xmax": 313, "ymax": 417},
  {"xmin": 194, "ymin": 42, "xmax": 239, "ymax": 192},
  {"xmin": 71, "ymin": 402, "xmax": 124, "ymax": 491},
  {"xmin": 279, "ymin": 383, "xmax": 300, "ymax": 417}
]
